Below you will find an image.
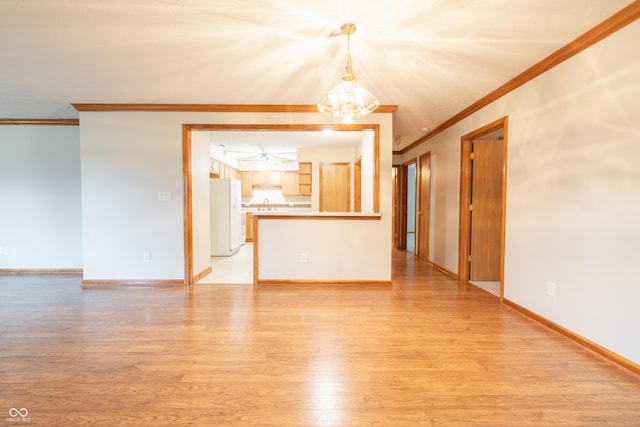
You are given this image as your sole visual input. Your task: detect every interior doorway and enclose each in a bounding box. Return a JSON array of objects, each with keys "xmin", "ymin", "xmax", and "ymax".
[
  {"xmin": 405, "ymin": 161, "xmax": 417, "ymax": 253},
  {"xmin": 458, "ymin": 117, "xmax": 508, "ymax": 299},
  {"xmin": 182, "ymin": 123, "xmax": 383, "ymax": 285}
]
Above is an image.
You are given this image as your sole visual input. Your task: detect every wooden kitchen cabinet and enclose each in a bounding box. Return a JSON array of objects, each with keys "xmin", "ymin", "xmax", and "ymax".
[
  {"xmin": 210, "ymin": 158, "xmax": 220, "ymax": 177},
  {"xmin": 245, "ymin": 212, "xmax": 254, "ymax": 242},
  {"xmin": 298, "ymin": 162, "xmax": 312, "ymax": 195},
  {"xmin": 241, "ymin": 172, "xmax": 253, "ymax": 196},
  {"xmin": 282, "ymin": 171, "xmax": 300, "ymax": 196},
  {"xmin": 266, "ymin": 171, "xmax": 282, "ymax": 186},
  {"xmin": 251, "ymin": 171, "xmax": 282, "ymax": 187}
]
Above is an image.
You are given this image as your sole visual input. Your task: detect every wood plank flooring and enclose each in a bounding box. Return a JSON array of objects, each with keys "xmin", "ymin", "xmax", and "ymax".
[{"xmin": 1, "ymin": 250, "xmax": 639, "ymax": 426}]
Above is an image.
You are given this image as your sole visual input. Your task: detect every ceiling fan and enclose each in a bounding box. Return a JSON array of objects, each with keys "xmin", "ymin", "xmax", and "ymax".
[{"xmin": 218, "ymin": 145, "xmax": 297, "ymax": 164}]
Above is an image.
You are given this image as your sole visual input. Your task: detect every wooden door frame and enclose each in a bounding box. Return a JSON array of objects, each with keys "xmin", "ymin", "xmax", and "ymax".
[
  {"xmin": 416, "ymin": 152, "xmax": 431, "ymax": 263},
  {"xmin": 354, "ymin": 157, "xmax": 362, "ymax": 213},
  {"xmin": 458, "ymin": 116, "xmax": 508, "ymax": 300},
  {"xmin": 182, "ymin": 123, "xmax": 381, "ymax": 285}
]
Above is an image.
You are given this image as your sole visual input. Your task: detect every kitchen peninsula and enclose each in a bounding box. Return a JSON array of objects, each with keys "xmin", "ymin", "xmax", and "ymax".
[{"xmin": 252, "ymin": 210, "xmax": 384, "ymax": 285}]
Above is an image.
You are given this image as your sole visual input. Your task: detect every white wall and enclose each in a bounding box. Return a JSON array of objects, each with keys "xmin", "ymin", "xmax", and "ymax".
[
  {"xmin": 401, "ymin": 21, "xmax": 640, "ymax": 363},
  {"xmin": 80, "ymin": 113, "xmax": 185, "ymax": 280},
  {"xmin": 0, "ymin": 125, "xmax": 82, "ymax": 269},
  {"xmin": 79, "ymin": 111, "xmax": 393, "ymax": 283}
]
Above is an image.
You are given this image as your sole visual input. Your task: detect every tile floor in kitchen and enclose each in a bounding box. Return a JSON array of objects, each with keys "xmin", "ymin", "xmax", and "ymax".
[{"xmin": 198, "ymin": 242, "xmax": 253, "ymax": 284}]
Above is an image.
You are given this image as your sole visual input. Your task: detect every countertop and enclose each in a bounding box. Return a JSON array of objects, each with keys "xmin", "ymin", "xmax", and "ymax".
[{"xmin": 252, "ymin": 211, "xmax": 382, "ymax": 218}]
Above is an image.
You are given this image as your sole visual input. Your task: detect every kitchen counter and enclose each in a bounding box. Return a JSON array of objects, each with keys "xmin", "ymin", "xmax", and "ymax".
[{"xmin": 252, "ymin": 211, "xmax": 382, "ymax": 218}]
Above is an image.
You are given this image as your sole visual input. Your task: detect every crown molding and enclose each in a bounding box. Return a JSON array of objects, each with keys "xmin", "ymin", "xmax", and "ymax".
[
  {"xmin": 72, "ymin": 103, "xmax": 398, "ymax": 113},
  {"xmin": 0, "ymin": 118, "xmax": 79, "ymax": 126}
]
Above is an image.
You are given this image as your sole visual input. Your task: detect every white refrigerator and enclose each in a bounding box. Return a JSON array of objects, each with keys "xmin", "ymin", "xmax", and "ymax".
[{"xmin": 210, "ymin": 178, "xmax": 244, "ymax": 256}]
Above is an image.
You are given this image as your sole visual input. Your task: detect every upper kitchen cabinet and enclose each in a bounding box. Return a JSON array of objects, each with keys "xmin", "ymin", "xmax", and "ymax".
[
  {"xmin": 241, "ymin": 172, "xmax": 253, "ymax": 196},
  {"xmin": 210, "ymin": 158, "xmax": 241, "ymax": 180},
  {"xmin": 251, "ymin": 171, "xmax": 282, "ymax": 187},
  {"xmin": 298, "ymin": 162, "xmax": 312, "ymax": 196},
  {"xmin": 282, "ymin": 171, "xmax": 300, "ymax": 196}
]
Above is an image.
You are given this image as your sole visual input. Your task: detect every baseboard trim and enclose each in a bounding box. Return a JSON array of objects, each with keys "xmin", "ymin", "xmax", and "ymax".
[
  {"xmin": 503, "ymin": 298, "xmax": 640, "ymax": 376},
  {"xmin": 0, "ymin": 269, "xmax": 83, "ymax": 274},
  {"xmin": 427, "ymin": 261, "xmax": 458, "ymax": 280},
  {"xmin": 192, "ymin": 267, "xmax": 213, "ymax": 283},
  {"xmin": 256, "ymin": 279, "xmax": 392, "ymax": 286},
  {"xmin": 82, "ymin": 279, "xmax": 185, "ymax": 287}
]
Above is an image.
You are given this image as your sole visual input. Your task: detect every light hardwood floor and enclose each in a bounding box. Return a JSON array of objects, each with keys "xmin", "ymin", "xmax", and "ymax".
[{"xmin": 1, "ymin": 251, "xmax": 639, "ymax": 426}]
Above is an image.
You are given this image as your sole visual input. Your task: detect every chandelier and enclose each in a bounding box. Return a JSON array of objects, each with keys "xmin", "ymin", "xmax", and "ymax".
[{"xmin": 317, "ymin": 23, "xmax": 379, "ymax": 122}]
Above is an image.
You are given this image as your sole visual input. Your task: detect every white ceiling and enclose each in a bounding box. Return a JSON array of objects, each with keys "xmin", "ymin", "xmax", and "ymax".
[{"xmin": 0, "ymin": 0, "xmax": 633, "ymax": 150}]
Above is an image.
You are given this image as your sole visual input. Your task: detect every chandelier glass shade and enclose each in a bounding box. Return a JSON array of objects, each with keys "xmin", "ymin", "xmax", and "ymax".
[{"xmin": 318, "ymin": 23, "xmax": 379, "ymax": 122}]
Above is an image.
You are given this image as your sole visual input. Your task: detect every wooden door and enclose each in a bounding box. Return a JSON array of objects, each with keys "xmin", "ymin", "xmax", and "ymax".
[
  {"xmin": 470, "ymin": 139, "xmax": 504, "ymax": 280},
  {"xmin": 392, "ymin": 166, "xmax": 400, "ymax": 248},
  {"xmin": 416, "ymin": 152, "xmax": 431, "ymax": 262},
  {"xmin": 320, "ymin": 163, "xmax": 351, "ymax": 212}
]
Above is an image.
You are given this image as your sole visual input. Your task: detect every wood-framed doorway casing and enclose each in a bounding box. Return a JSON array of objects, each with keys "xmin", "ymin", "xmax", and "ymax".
[
  {"xmin": 458, "ymin": 116, "xmax": 508, "ymax": 300},
  {"xmin": 182, "ymin": 123, "xmax": 381, "ymax": 285},
  {"xmin": 416, "ymin": 152, "xmax": 431, "ymax": 263}
]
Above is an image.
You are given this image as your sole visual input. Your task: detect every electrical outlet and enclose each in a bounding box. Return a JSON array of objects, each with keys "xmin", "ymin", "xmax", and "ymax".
[
  {"xmin": 143, "ymin": 253, "xmax": 150, "ymax": 263},
  {"xmin": 158, "ymin": 192, "xmax": 172, "ymax": 201},
  {"xmin": 547, "ymin": 281, "xmax": 556, "ymax": 297},
  {"xmin": 300, "ymin": 253, "xmax": 308, "ymax": 263},
  {"xmin": 0, "ymin": 246, "xmax": 8, "ymax": 255}
]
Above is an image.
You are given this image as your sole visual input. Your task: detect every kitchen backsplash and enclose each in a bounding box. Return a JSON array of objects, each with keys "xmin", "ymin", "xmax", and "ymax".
[{"xmin": 242, "ymin": 188, "xmax": 310, "ymax": 209}]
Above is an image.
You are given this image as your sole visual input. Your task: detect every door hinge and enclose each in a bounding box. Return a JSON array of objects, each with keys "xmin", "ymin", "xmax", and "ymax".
[
  {"xmin": 469, "ymin": 204, "xmax": 473, "ymax": 211},
  {"xmin": 468, "ymin": 255, "xmax": 472, "ymax": 262},
  {"xmin": 470, "ymin": 152, "xmax": 475, "ymax": 160}
]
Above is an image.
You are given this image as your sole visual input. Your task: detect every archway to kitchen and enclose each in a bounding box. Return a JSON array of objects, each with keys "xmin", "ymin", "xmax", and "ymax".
[{"xmin": 182, "ymin": 123, "xmax": 380, "ymax": 285}]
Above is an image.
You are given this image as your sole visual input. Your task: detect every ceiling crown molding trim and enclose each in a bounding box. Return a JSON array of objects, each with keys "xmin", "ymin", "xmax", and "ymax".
[
  {"xmin": 397, "ymin": 1, "xmax": 640, "ymax": 155},
  {"xmin": 0, "ymin": 118, "xmax": 79, "ymax": 126},
  {"xmin": 72, "ymin": 103, "xmax": 398, "ymax": 113}
]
